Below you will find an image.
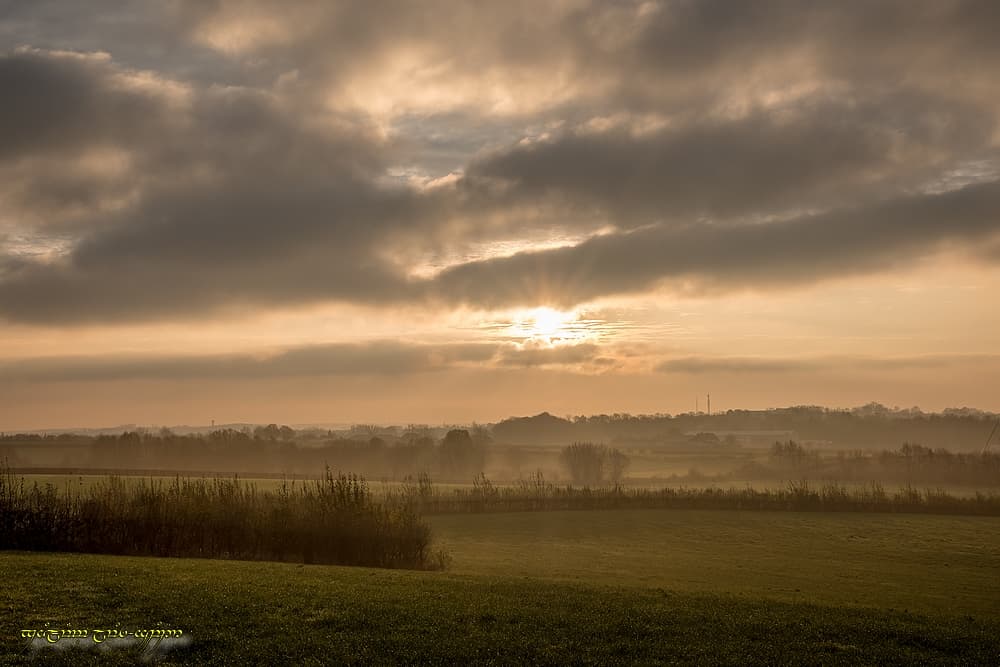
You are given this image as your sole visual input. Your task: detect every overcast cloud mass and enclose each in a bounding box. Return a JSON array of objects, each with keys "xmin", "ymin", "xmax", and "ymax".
[{"xmin": 1, "ymin": 1, "xmax": 998, "ymax": 428}]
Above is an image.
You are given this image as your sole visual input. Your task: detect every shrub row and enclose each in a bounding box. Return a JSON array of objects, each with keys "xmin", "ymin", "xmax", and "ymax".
[
  {"xmin": 0, "ymin": 463, "xmax": 437, "ymax": 569},
  {"xmin": 392, "ymin": 473, "xmax": 1000, "ymax": 516}
]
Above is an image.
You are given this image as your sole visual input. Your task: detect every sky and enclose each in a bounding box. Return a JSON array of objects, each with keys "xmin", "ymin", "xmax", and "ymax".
[{"xmin": 1, "ymin": 1, "xmax": 999, "ymax": 429}]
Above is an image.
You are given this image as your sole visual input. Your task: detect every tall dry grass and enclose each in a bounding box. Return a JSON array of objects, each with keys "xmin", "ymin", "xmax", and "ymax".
[{"xmin": 0, "ymin": 462, "xmax": 437, "ymax": 569}]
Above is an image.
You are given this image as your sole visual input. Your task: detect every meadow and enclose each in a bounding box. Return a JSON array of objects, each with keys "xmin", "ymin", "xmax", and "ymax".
[
  {"xmin": 0, "ymin": 510, "xmax": 1000, "ymax": 665},
  {"xmin": 3, "ymin": 458, "xmax": 999, "ymax": 664},
  {"xmin": 431, "ymin": 509, "xmax": 1000, "ymax": 617},
  {"xmin": 2, "ymin": 508, "xmax": 998, "ymax": 664}
]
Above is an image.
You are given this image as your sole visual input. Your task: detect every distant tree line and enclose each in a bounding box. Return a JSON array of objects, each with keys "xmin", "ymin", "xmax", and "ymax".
[
  {"xmin": 491, "ymin": 406, "xmax": 999, "ymax": 450},
  {"xmin": 2, "ymin": 427, "xmax": 490, "ymax": 480},
  {"xmin": 735, "ymin": 441, "xmax": 1000, "ymax": 486}
]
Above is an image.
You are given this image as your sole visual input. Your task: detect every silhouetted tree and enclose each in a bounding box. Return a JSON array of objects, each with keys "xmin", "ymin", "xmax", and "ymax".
[
  {"xmin": 560, "ymin": 443, "xmax": 605, "ymax": 485},
  {"xmin": 608, "ymin": 448, "xmax": 630, "ymax": 483},
  {"xmin": 439, "ymin": 429, "xmax": 486, "ymax": 479},
  {"xmin": 560, "ymin": 442, "xmax": 630, "ymax": 485}
]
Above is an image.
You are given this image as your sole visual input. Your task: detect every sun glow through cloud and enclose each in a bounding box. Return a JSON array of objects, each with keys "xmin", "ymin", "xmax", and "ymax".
[
  {"xmin": 511, "ymin": 307, "xmax": 584, "ymax": 344},
  {"xmin": 531, "ymin": 307, "xmax": 569, "ymax": 336}
]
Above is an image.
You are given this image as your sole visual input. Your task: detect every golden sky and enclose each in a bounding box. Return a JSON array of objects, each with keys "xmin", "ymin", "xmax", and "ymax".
[{"xmin": 1, "ymin": 2, "xmax": 999, "ymax": 429}]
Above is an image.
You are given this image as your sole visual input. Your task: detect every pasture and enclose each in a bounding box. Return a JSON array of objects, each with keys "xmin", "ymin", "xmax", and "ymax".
[
  {"xmin": 3, "ymin": 508, "xmax": 998, "ymax": 664},
  {"xmin": 431, "ymin": 509, "xmax": 1000, "ymax": 616}
]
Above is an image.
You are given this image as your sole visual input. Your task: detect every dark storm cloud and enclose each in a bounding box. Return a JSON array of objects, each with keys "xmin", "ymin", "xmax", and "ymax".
[
  {"xmin": 0, "ymin": 341, "xmax": 499, "ymax": 382},
  {"xmin": 462, "ymin": 96, "xmax": 995, "ymax": 227},
  {"xmin": 0, "ymin": 49, "xmax": 437, "ymax": 322},
  {"xmin": 599, "ymin": 1, "xmax": 1000, "ymax": 116},
  {"xmin": 429, "ymin": 179, "xmax": 1000, "ymax": 308},
  {"xmin": 0, "ymin": 49, "xmax": 168, "ymax": 159}
]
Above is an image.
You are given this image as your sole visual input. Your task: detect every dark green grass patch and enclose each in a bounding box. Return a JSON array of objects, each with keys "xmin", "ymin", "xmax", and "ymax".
[{"xmin": 1, "ymin": 551, "xmax": 998, "ymax": 666}]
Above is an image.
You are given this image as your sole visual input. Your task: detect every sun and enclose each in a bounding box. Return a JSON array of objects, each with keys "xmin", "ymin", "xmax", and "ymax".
[
  {"xmin": 532, "ymin": 307, "xmax": 567, "ymax": 336},
  {"xmin": 516, "ymin": 307, "xmax": 578, "ymax": 340},
  {"xmin": 491, "ymin": 306, "xmax": 600, "ymax": 346}
]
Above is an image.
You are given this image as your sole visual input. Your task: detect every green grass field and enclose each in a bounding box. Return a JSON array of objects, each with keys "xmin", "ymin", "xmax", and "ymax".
[
  {"xmin": 3, "ymin": 509, "xmax": 999, "ymax": 664},
  {"xmin": 431, "ymin": 509, "xmax": 1000, "ymax": 617}
]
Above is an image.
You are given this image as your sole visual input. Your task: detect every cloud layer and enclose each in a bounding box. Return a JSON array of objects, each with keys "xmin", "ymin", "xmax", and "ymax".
[
  {"xmin": 1, "ymin": 2, "xmax": 999, "ymax": 325},
  {"xmin": 0, "ymin": 339, "xmax": 608, "ymax": 382}
]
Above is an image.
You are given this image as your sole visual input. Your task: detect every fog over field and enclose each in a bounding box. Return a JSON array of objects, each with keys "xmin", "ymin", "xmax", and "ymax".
[{"xmin": 2, "ymin": 2, "xmax": 999, "ymax": 664}]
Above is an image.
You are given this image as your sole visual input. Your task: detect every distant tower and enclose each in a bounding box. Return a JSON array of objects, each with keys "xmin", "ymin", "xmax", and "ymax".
[
  {"xmin": 696, "ymin": 396, "xmax": 699, "ymax": 414},
  {"xmin": 707, "ymin": 394, "xmax": 711, "ymax": 416},
  {"xmin": 984, "ymin": 419, "xmax": 1000, "ymax": 455}
]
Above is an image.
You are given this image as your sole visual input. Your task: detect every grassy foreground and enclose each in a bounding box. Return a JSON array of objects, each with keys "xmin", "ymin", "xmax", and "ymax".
[
  {"xmin": 3, "ymin": 551, "xmax": 999, "ymax": 666},
  {"xmin": 3, "ymin": 509, "xmax": 999, "ymax": 665}
]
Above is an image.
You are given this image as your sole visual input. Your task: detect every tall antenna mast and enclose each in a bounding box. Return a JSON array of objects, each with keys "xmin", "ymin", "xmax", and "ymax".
[
  {"xmin": 983, "ymin": 419, "xmax": 1000, "ymax": 455},
  {"xmin": 707, "ymin": 393, "xmax": 711, "ymax": 416}
]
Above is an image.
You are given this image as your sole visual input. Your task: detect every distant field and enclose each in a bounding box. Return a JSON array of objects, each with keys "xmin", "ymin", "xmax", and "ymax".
[
  {"xmin": 3, "ymin": 509, "xmax": 998, "ymax": 664},
  {"xmin": 625, "ymin": 448, "xmax": 759, "ymax": 478},
  {"xmin": 431, "ymin": 509, "xmax": 1000, "ymax": 617}
]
